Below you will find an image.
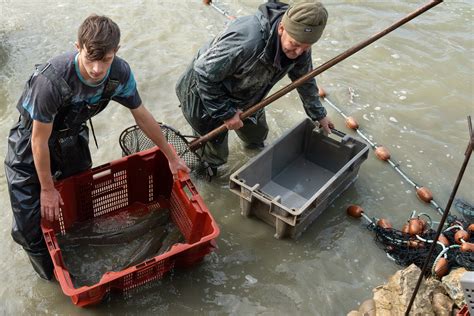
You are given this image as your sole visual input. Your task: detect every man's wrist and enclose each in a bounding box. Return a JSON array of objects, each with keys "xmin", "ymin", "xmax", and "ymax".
[
  {"xmin": 221, "ymin": 108, "xmax": 238, "ymax": 122},
  {"xmin": 167, "ymin": 154, "xmax": 182, "ymax": 164}
]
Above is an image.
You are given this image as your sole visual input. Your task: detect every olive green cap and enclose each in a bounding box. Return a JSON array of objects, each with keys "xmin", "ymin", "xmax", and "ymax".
[{"xmin": 282, "ymin": 2, "xmax": 328, "ymax": 44}]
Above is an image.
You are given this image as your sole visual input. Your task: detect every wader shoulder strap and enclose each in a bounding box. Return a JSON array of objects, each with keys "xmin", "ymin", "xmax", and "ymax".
[
  {"xmin": 29, "ymin": 59, "xmax": 121, "ymax": 137},
  {"xmin": 103, "ymin": 79, "xmax": 119, "ymax": 99},
  {"xmin": 35, "ymin": 63, "xmax": 73, "ymax": 104},
  {"xmin": 36, "ymin": 57, "xmax": 120, "ymax": 108},
  {"xmin": 84, "ymin": 58, "xmax": 121, "ymax": 117},
  {"xmin": 100, "ymin": 58, "xmax": 121, "ymax": 101},
  {"xmin": 19, "ymin": 63, "xmax": 73, "ymax": 131}
]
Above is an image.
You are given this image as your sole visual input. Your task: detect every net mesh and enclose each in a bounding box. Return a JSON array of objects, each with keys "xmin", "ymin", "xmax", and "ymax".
[
  {"xmin": 454, "ymin": 198, "xmax": 474, "ymax": 223},
  {"xmin": 369, "ymin": 216, "xmax": 474, "ymax": 276},
  {"xmin": 119, "ymin": 125, "xmax": 209, "ymax": 177}
]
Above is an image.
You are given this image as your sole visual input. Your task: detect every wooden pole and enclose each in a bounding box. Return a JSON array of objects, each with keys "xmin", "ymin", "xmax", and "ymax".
[{"xmin": 189, "ymin": 0, "xmax": 443, "ymax": 151}]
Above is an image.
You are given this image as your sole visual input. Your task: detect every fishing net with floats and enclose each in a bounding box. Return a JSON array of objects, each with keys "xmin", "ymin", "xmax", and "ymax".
[
  {"xmin": 368, "ymin": 216, "xmax": 474, "ymax": 276},
  {"xmin": 454, "ymin": 198, "xmax": 474, "ymax": 223}
]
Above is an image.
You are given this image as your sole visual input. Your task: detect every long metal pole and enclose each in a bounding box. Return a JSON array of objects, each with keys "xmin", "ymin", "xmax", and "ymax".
[
  {"xmin": 189, "ymin": 0, "xmax": 443, "ymax": 151},
  {"xmin": 405, "ymin": 116, "xmax": 473, "ymax": 315}
]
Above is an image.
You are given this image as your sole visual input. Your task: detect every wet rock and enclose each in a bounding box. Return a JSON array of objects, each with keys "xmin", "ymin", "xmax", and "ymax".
[
  {"xmin": 432, "ymin": 290, "xmax": 454, "ymax": 315},
  {"xmin": 349, "ymin": 265, "xmax": 468, "ymax": 315},
  {"xmin": 346, "ymin": 299, "xmax": 376, "ymax": 316},
  {"xmin": 359, "ymin": 299, "xmax": 376, "ymax": 316},
  {"xmin": 441, "ymin": 267, "xmax": 467, "ymax": 308},
  {"xmin": 372, "ymin": 264, "xmax": 453, "ymax": 315}
]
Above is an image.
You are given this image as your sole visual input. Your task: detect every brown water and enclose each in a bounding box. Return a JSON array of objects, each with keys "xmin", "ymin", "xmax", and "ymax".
[{"xmin": 0, "ymin": 0, "xmax": 473, "ymax": 314}]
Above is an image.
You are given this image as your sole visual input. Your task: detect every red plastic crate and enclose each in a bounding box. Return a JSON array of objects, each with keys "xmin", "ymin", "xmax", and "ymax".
[
  {"xmin": 458, "ymin": 305, "xmax": 470, "ymax": 316},
  {"xmin": 41, "ymin": 147, "xmax": 219, "ymax": 307}
]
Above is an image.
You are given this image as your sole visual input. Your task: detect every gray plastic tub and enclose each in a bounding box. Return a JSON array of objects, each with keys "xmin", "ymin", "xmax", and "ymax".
[{"xmin": 229, "ymin": 118, "xmax": 369, "ymax": 239}]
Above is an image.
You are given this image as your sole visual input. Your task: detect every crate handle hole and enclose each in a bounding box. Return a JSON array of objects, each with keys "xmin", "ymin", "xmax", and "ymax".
[
  {"xmin": 93, "ymin": 169, "xmax": 112, "ymax": 180},
  {"xmin": 183, "ymin": 185, "xmax": 194, "ymax": 200}
]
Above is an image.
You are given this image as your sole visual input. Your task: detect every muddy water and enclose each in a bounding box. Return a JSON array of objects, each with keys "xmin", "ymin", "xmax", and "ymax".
[{"xmin": 0, "ymin": 0, "xmax": 472, "ymax": 314}]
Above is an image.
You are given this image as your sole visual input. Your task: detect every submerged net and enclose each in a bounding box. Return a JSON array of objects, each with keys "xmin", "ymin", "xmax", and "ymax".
[
  {"xmin": 454, "ymin": 198, "xmax": 474, "ymax": 223},
  {"xmin": 119, "ymin": 124, "xmax": 210, "ymax": 177},
  {"xmin": 368, "ymin": 216, "xmax": 474, "ymax": 276}
]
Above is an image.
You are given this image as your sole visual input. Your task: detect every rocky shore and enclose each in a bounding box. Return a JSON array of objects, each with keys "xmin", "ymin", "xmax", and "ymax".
[{"xmin": 348, "ymin": 264, "xmax": 467, "ymax": 315}]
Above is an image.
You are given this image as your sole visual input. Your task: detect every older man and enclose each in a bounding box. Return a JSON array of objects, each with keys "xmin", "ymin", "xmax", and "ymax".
[{"xmin": 176, "ymin": 1, "xmax": 333, "ymax": 173}]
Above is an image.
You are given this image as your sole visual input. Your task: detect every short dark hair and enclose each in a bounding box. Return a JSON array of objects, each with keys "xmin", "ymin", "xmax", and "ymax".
[{"xmin": 77, "ymin": 14, "xmax": 120, "ymax": 60}]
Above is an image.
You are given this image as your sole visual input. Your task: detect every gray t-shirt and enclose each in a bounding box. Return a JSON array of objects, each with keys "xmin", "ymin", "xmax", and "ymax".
[{"xmin": 17, "ymin": 51, "xmax": 142, "ymax": 123}]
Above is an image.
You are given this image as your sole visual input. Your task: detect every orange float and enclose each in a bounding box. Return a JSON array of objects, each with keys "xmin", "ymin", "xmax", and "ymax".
[
  {"xmin": 346, "ymin": 205, "xmax": 363, "ymax": 218},
  {"xmin": 377, "ymin": 218, "xmax": 392, "ymax": 229},
  {"xmin": 318, "ymin": 87, "xmax": 327, "ymax": 98},
  {"xmin": 461, "ymin": 242, "xmax": 474, "ymax": 252},
  {"xmin": 434, "ymin": 257, "xmax": 449, "ymax": 278},
  {"xmin": 375, "ymin": 146, "xmax": 390, "ymax": 161},
  {"xmin": 401, "ymin": 223, "xmax": 410, "ymax": 235},
  {"xmin": 407, "ymin": 218, "xmax": 423, "ymax": 236},
  {"xmin": 468, "ymin": 224, "xmax": 474, "ymax": 233},
  {"xmin": 454, "ymin": 230, "xmax": 470, "ymax": 244},
  {"xmin": 416, "ymin": 187, "xmax": 433, "ymax": 203},
  {"xmin": 345, "ymin": 117, "xmax": 359, "ymax": 130},
  {"xmin": 437, "ymin": 234, "xmax": 450, "ymax": 247}
]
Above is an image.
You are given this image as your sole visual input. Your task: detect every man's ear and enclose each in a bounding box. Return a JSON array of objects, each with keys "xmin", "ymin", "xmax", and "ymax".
[
  {"xmin": 74, "ymin": 42, "xmax": 81, "ymax": 52},
  {"xmin": 278, "ymin": 22, "xmax": 284, "ymax": 36}
]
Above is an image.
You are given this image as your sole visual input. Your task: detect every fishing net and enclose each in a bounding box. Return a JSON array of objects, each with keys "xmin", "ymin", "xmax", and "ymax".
[
  {"xmin": 368, "ymin": 216, "xmax": 474, "ymax": 276},
  {"xmin": 454, "ymin": 198, "xmax": 474, "ymax": 223},
  {"xmin": 119, "ymin": 124, "xmax": 211, "ymax": 178}
]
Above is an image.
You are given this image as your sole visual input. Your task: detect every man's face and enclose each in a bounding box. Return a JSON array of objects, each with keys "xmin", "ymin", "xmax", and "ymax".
[
  {"xmin": 278, "ymin": 23, "xmax": 312, "ymax": 60},
  {"xmin": 75, "ymin": 43, "xmax": 117, "ymax": 83}
]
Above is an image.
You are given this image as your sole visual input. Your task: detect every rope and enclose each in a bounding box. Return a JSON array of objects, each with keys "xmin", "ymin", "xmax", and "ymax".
[{"xmin": 322, "ymin": 94, "xmax": 453, "ymax": 220}]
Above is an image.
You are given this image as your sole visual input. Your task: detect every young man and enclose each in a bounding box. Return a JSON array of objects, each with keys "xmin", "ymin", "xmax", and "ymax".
[
  {"xmin": 176, "ymin": 1, "xmax": 333, "ymax": 172},
  {"xmin": 4, "ymin": 15, "xmax": 189, "ymax": 280}
]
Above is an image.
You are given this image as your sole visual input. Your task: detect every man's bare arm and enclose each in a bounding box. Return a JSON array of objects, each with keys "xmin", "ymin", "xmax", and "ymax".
[
  {"xmin": 131, "ymin": 105, "xmax": 190, "ymax": 177},
  {"xmin": 31, "ymin": 120, "xmax": 63, "ymax": 221}
]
